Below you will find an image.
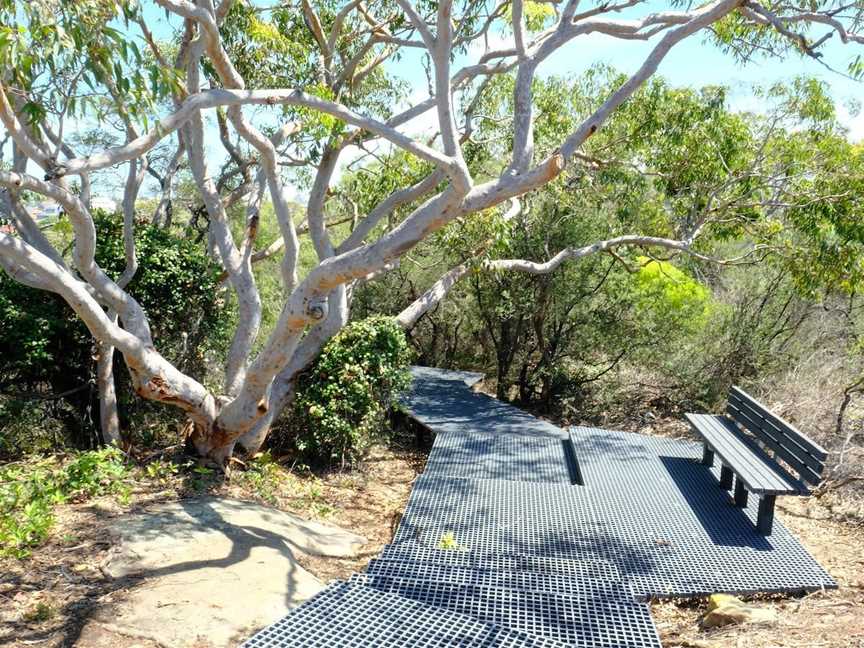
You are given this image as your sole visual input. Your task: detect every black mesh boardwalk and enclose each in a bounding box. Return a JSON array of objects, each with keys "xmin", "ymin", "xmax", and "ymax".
[
  {"xmin": 366, "ymin": 555, "xmax": 626, "ymax": 598},
  {"xmin": 377, "ymin": 541, "xmax": 624, "ymax": 582},
  {"xmin": 241, "ymin": 581, "xmax": 563, "ymax": 647},
  {"xmin": 401, "ymin": 366, "xmax": 566, "ymax": 439},
  {"xmin": 242, "ymin": 367, "xmax": 835, "ymax": 646},
  {"xmin": 393, "ymin": 424, "xmax": 835, "ymax": 598},
  {"xmin": 352, "ymin": 570, "xmax": 660, "ymax": 648},
  {"xmin": 425, "ymin": 430, "xmax": 578, "ymax": 483}
]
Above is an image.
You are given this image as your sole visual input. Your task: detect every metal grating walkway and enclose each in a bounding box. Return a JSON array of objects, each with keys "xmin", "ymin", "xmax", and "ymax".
[
  {"xmin": 426, "ymin": 430, "xmax": 579, "ymax": 483},
  {"xmin": 242, "ymin": 366, "xmax": 834, "ymax": 646},
  {"xmin": 396, "ymin": 433, "xmax": 835, "ymax": 597},
  {"xmin": 365, "ymin": 556, "xmax": 628, "ymax": 598},
  {"xmin": 351, "ymin": 570, "xmax": 659, "ymax": 648},
  {"xmin": 401, "ymin": 366, "xmax": 566, "ymax": 439},
  {"xmin": 242, "ymin": 581, "xmax": 563, "ymax": 647}
]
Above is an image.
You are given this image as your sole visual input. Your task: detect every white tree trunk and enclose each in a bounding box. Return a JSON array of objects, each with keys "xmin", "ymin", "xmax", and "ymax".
[{"xmin": 97, "ymin": 337, "xmax": 121, "ymax": 446}]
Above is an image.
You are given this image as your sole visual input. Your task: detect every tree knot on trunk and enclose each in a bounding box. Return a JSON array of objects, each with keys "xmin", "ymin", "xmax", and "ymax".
[{"xmin": 307, "ymin": 299, "xmax": 328, "ymax": 320}]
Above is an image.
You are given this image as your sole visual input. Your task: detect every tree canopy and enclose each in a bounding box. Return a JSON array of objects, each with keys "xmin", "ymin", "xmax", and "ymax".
[{"xmin": 0, "ymin": 0, "xmax": 862, "ymax": 462}]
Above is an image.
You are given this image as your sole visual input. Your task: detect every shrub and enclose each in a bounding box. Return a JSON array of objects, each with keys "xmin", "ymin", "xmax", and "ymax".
[
  {"xmin": 0, "ymin": 399, "xmax": 69, "ymax": 457},
  {"xmin": 94, "ymin": 215, "xmax": 228, "ymax": 353},
  {"xmin": 288, "ymin": 316, "xmax": 412, "ymax": 465},
  {"xmin": 629, "ymin": 257, "xmax": 713, "ymax": 335},
  {"xmin": 233, "ymin": 451, "xmax": 283, "ymax": 504}
]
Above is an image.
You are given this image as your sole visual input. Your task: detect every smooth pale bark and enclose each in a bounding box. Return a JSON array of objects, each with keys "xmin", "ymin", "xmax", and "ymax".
[
  {"xmin": 183, "ymin": 42, "xmax": 263, "ymax": 402},
  {"xmin": 55, "ymin": 88, "xmax": 461, "ymax": 180},
  {"xmin": 190, "ymin": 0, "xmax": 303, "ymax": 294},
  {"xmin": 2, "ymin": 0, "xmax": 859, "ymax": 461},
  {"xmin": 97, "ymin": 333, "xmax": 122, "ymax": 446},
  {"xmin": 237, "ymin": 285, "xmax": 351, "ymax": 454},
  {"xmin": 397, "ymin": 264, "xmax": 471, "ymax": 329},
  {"xmin": 98, "ymin": 147, "xmax": 148, "ymax": 445}
]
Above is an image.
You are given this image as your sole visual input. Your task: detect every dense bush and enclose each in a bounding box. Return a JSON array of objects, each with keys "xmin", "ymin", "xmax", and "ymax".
[
  {"xmin": 94, "ymin": 215, "xmax": 229, "ymax": 353},
  {"xmin": 0, "ymin": 275, "xmax": 92, "ymax": 405},
  {"xmin": 629, "ymin": 258, "xmax": 713, "ymax": 335},
  {"xmin": 0, "ymin": 212, "xmax": 229, "ymax": 453},
  {"xmin": 284, "ymin": 316, "xmax": 412, "ymax": 465}
]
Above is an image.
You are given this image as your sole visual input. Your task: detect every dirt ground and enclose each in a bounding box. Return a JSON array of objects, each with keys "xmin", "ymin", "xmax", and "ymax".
[
  {"xmin": 1, "ymin": 429, "xmax": 863, "ymax": 648},
  {"xmin": 652, "ymin": 494, "xmax": 864, "ymax": 648},
  {"xmin": 0, "ymin": 435, "xmax": 427, "ymax": 648}
]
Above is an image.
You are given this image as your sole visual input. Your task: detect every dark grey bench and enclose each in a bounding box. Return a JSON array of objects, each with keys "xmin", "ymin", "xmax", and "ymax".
[{"xmin": 685, "ymin": 386, "xmax": 827, "ymax": 535}]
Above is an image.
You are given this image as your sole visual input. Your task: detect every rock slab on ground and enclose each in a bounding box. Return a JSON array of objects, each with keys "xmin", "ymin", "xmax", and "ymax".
[
  {"xmin": 79, "ymin": 497, "xmax": 367, "ymax": 647},
  {"xmin": 702, "ymin": 593, "xmax": 777, "ymax": 628}
]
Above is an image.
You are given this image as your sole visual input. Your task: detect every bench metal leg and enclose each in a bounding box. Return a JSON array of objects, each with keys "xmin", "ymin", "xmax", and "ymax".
[
  {"xmin": 757, "ymin": 495, "xmax": 776, "ymax": 535},
  {"xmin": 701, "ymin": 445, "xmax": 715, "ymax": 467},
  {"xmin": 719, "ymin": 465, "xmax": 734, "ymax": 490},
  {"xmin": 734, "ymin": 478, "xmax": 749, "ymax": 507}
]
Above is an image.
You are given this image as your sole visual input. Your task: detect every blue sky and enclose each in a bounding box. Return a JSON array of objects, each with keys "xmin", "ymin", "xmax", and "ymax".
[
  {"xmin": 139, "ymin": 1, "xmax": 863, "ymax": 136},
  {"xmin": 538, "ymin": 28, "xmax": 863, "ymax": 136},
  {"xmin": 92, "ymin": 2, "xmax": 864, "ymax": 199}
]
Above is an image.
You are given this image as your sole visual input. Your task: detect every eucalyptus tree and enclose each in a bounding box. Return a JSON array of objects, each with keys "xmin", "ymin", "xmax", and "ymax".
[{"xmin": 0, "ymin": 0, "xmax": 862, "ymax": 462}]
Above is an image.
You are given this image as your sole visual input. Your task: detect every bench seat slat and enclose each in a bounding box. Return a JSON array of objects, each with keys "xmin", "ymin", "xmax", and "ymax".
[
  {"xmin": 729, "ymin": 387, "xmax": 828, "ymax": 461},
  {"xmin": 728, "ymin": 392, "xmax": 825, "ymax": 467},
  {"xmin": 685, "ymin": 413, "xmax": 808, "ymax": 495},
  {"xmin": 687, "ymin": 414, "xmax": 783, "ymax": 492}
]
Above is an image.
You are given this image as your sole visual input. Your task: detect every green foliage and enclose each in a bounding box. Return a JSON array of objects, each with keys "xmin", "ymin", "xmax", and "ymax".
[
  {"xmin": 287, "ymin": 317, "xmax": 412, "ymax": 465},
  {"xmin": 0, "ymin": 276, "xmax": 91, "ymax": 394},
  {"xmin": 504, "ymin": 1, "xmax": 556, "ymax": 32},
  {"xmin": 0, "ymin": 399, "xmax": 67, "ymax": 456},
  {"xmin": 94, "ymin": 214, "xmax": 228, "ymax": 351},
  {"xmin": 23, "ymin": 602, "xmax": 55, "ymax": 623},
  {"xmin": 0, "ymin": 211, "xmax": 228, "ymax": 451},
  {"xmin": 143, "ymin": 458, "xmax": 179, "ymax": 483},
  {"xmin": 0, "ymin": 447, "xmax": 130, "ymax": 558},
  {"xmin": 0, "ymin": 0, "xmax": 180, "ymax": 128},
  {"xmin": 629, "ymin": 258, "xmax": 713, "ymax": 335},
  {"xmin": 352, "ymin": 69, "xmax": 864, "ymax": 428},
  {"xmin": 214, "ymin": 0, "xmax": 407, "ymax": 167},
  {"xmin": 63, "ymin": 446, "xmax": 131, "ymax": 500},
  {"xmin": 233, "ymin": 451, "xmax": 283, "ymax": 504}
]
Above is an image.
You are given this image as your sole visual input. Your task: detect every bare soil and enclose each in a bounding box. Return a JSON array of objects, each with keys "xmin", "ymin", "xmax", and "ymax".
[
  {"xmin": 1, "ymin": 430, "xmax": 863, "ymax": 648},
  {"xmin": 652, "ymin": 494, "xmax": 864, "ymax": 648}
]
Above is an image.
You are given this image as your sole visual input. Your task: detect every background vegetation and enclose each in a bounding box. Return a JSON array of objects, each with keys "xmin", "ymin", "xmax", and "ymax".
[{"xmin": 2, "ymin": 71, "xmax": 863, "ymax": 560}]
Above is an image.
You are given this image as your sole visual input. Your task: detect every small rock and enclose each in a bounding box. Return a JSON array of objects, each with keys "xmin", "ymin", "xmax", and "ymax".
[
  {"xmin": 702, "ymin": 593, "xmax": 776, "ymax": 628},
  {"xmin": 678, "ymin": 640, "xmax": 724, "ymax": 648}
]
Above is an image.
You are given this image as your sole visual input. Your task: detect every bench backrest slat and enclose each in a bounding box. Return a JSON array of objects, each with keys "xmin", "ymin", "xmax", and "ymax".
[{"xmin": 726, "ymin": 387, "xmax": 827, "ymax": 486}]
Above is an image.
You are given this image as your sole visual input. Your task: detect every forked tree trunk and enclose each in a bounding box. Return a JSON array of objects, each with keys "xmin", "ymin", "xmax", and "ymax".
[{"xmin": 7, "ymin": 0, "xmax": 841, "ymax": 466}]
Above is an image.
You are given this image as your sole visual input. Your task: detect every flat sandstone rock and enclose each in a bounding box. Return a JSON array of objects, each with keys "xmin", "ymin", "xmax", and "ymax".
[{"xmin": 81, "ymin": 497, "xmax": 366, "ymax": 647}]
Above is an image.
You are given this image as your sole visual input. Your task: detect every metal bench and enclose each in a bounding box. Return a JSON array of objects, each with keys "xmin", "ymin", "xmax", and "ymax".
[{"xmin": 685, "ymin": 386, "xmax": 827, "ymax": 535}]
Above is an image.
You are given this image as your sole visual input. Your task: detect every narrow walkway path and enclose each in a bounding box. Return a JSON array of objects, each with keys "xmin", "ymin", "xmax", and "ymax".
[{"xmin": 242, "ymin": 367, "xmax": 834, "ymax": 647}]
